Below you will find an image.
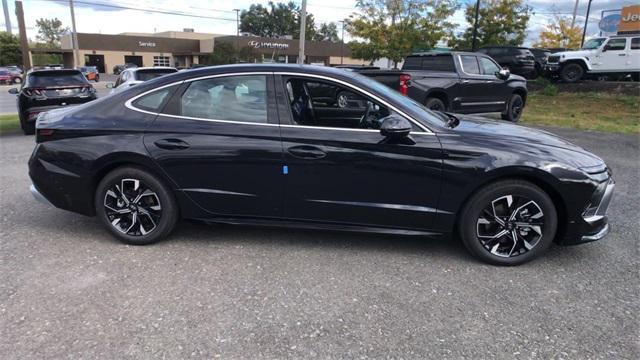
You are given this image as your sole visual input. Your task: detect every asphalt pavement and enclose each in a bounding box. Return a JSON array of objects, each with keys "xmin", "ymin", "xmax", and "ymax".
[{"xmin": 0, "ymin": 126, "xmax": 638, "ymax": 359}]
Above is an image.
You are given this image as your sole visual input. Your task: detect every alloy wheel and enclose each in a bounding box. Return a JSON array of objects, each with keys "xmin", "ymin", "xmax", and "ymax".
[
  {"xmin": 476, "ymin": 195, "xmax": 544, "ymax": 258},
  {"xmin": 511, "ymin": 97, "xmax": 523, "ymax": 119},
  {"xmin": 104, "ymin": 178, "xmax": 162, "ymax": 236},
  {"xmin": 337, "ymin": 94, "xmax": 348, "ymax": 108}
]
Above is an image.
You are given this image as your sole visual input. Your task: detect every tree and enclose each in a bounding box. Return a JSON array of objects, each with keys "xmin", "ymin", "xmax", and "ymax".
[
  {"xmin": 240, "ymin": 2, "xmax": 316, "ymax": 40},
  {"xmin": 533, "ymin": 16, "xmax": 582, "ymax": 49},
  {"xmin": 0, "ymin": 32, "xmax": 22, "ymax": 66},
  {"xmin": 313, "ymin": 22, "xmax": 340, "ymax": 42},
  {"xmin": 449, "ymin": 0, "xmax": 531, "ymax": 50},
  {"xmin": 35, "ymin": 18, "xmax": 68, "ymax": 47},
  {"xmin": 347, "ymin": 0, "xmax": 459, "ymax": 66}
]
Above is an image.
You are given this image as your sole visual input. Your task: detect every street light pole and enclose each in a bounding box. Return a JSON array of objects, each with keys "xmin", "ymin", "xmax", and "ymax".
[
  {"xmin": 471, "ymin": 0, "xmax": 481, "ymax": 51},
  {"xmin": 298, "ymin": 0, "xmax": 306, "ymax": 64},
  {"xmin": 233, "ymin": 8, "xmax": 240, "ymax": 61},
  {"xmin": 580, "ymin": 0, "xmax": 593, "ymax": 48},
  {"xmin": 339, "ymin": 20, "xmax": 345, "ymax": 65},
  {"xmin": 2, "ymin": 0, "xmax": 11, "ymax": 33},
  {"xmin": 69, "ymin": 0, "xmax": 80, "ymax": 68}
]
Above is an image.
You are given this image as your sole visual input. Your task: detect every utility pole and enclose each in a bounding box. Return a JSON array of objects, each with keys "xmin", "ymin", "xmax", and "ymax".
[
  {"xmin": 580, "ymin": 0, "xmax": 593, "ymax": 48},
  {"xmin": 15, "ymin": 0, "xmax": 30, "ymax": 70},
  {"xmin": 298, "ymin": 0, "xmax": 306, "ymax": 64},
  {"xmin": 570, "ymin": 0, "xmax": 580, "ymax": 28},
  {"xmin": 471, "ymin": 0, "xmax": 481, "ymax": 51},
  {"xmin": 233, "ymin": 8, "xmax": 240, "ymax": 61},
  {"xmin": 69, "ymin": 0, "xmax": 80, "ymax": 68},
  {"xmin": 339, "ymin": 20, "xmax": 345, "ymax": 65},
  {"xmin": 2, "ymin": 0, "xmax": 11, "ymax": 33}
]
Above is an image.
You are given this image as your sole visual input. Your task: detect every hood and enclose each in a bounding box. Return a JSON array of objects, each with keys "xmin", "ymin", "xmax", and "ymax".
[
  {"xmin": 554, "ymin": 49, "xmax": 596, "ymax": 59},
  {"xmin": 449, "ymin": 115, "xmax": 604, "ymax": 168}
]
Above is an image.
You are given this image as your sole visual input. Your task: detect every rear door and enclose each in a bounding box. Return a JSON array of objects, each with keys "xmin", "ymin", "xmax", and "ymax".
[
  {"xmin": 275, "ymin": 74, "xmax": 443, "ymax": 231},
  {"xmin": 628, "ymin": 37, "xmax": 640, "ymax": 72},
  {"xmin": 143, "ymin": 73, "xmax": 284, "ymax": 218},
  {"xmin": 594, "ymin": 38, "xmax": 628, "ymax": 71}
]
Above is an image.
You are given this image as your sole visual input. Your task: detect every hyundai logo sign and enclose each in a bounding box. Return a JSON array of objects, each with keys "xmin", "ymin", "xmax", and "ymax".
[
  {"xmin": 599, "ymin": 14, "xmax": 621, "ymax": 33},
  {"xmin": 248, "ymin": 40, "xmax": 289, "ymax": 49}
]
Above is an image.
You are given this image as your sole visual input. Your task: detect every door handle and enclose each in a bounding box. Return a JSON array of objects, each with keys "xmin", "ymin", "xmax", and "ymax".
[
  {"xmin": 287, "ymin": 145, "xmax": 326, "ymax": 159},
  {"xmin": 618, "ymin": 54, "xmax": 626, "ymax": 56},
  {"xmin": 154, "ymin": 138, "xmax": 190, "ymax": 150}
]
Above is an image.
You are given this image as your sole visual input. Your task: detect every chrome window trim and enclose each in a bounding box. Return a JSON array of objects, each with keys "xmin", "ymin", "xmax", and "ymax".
[
  {"xmin": 125, "ymin": 71, "xmax": 434, "ymax": 134},
  {"xmin": 457, "ymin": 55, "xmax": 499, "ymax": 78}
]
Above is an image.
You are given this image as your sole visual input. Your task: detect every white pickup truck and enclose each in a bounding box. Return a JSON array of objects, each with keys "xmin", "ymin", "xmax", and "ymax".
[{"xmin": 545, "ymin": 35, "xmax": 640, "ymax": 82}]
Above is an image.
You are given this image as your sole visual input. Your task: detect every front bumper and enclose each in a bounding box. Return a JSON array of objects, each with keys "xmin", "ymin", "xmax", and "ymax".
[
  {"xmin": 30, "ymin": 184, "xmax": 53, "ymax": 206},
  {"xmin": 544, "ymin": 64, "xmax": 561, "ymax": 75},
  {"xmin": 562, "ymin": 178, "xmax": 615, "ymax": 245}
]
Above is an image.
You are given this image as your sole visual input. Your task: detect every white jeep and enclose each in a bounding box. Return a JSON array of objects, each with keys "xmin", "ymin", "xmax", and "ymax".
[{"xmin": 545, "ymin": 35, "xmax": 640, "ymax": 82}]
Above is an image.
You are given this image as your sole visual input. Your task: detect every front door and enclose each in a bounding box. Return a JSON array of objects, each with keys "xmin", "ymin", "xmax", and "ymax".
[
  {"xmin": 276, "ymin": 75, "xmax": 443, "ymax": 231},
  {"xmin": 144, "ymin": 73, "xmax": 284, "ymax": 218},
  {"xmin": 593, "ymin": 38, "xmax": 628, "ymax": 72},
  {"xmin": 456, "ymin": 55, "xmax": 505, "ymax": 113}
]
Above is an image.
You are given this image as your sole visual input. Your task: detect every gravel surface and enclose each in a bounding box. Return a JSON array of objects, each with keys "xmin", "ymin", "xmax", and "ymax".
[{"xmin": 0, "ymin": 126, "xmax": 638, "ymax": 359}]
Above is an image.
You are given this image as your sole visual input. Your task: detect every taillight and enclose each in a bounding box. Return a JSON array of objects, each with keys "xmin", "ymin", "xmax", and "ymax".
[
  {"xmin": 399, "ymin": 74, "xmax": 411, "ymax": 96},
  {"xmin": 24, "ymin": 88, "xmax": 44, "ymax": 97},
  {"xmin": 38, "ymin": 129, "xmax": 54, "ymax": 136}
]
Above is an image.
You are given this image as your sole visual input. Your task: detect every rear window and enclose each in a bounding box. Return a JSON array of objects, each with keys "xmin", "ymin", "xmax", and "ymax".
[
  {"xmin": 135, "ymin": 69, "xmax": 177, "ymax": 81},
  {"xmin": 632, "ymin": 38, "xmax": 640, "ymax": 50},
  {"xmin": 403, "ymin": 55, "xmax": 455, "ymax": 72},
  {"xmin": 28, "ymin": 71, "xmax": 87, "ymax": 87}
]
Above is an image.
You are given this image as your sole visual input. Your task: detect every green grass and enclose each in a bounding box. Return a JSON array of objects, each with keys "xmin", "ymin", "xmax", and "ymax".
[
  {"xmin": 522, "ymin": 92, "xmax": 640, "ymax": 134},
  {"xmin": 0, "ymin": 114, "xmax": 20, "ymax": 134}
]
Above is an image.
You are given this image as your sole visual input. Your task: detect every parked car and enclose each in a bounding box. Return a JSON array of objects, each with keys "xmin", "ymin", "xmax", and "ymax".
[
  {"xmin": 545, "ymin": 35, "xmax": 640, "ymax": 82},
  {"xmin": 8, "ymin": 69, "xmax": 97, "ymax": 135},
  {"xmin": 78, "ymin": 66, "xmax": 99, "ymax": 82},
  {"xmin": 477, "ymin": 46, "xmax": 536, "ymax": 78},
  {"xmin": 28, "ymin": 64, "xmax": 613, "ymax": 266},
  {"xmin": 528, "ymin": 48, "xmax": 551, "ymax": 78},
  {"xmin": 0, "ymin": 68, "xmax": 23, "ymax": 84},
  {"xmin": 5, "ymin": 65, "xmax": 23, "ymax": 74},
  {"xmin": 357, "ymin": 52, "xmax": 528, "ymax": 122},
  {"xmin": 107, "ymin": 67, "xmax": 178, "ymax": 94},
  {"xmin": 113, "ymin": 63, "xmax": 138, "ymax": 75}
]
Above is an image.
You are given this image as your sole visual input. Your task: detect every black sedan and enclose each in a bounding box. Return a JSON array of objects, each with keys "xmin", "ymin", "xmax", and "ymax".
[
  {"xmin": 28, "ymin": 64, "xmax": 614, "ymax": 265},
  {"xmin": 9, "ymin": 69, "xmax": 97, "ymax": 134}
]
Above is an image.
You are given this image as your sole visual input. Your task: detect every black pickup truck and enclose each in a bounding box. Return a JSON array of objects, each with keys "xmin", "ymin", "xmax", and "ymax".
[{"xmin": 352, "ymin": 52, "xmax": 529, "ymax": 122}]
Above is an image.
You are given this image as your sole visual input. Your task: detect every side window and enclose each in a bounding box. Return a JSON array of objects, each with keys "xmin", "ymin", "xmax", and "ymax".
[
  {"xmin": 284, "ymin": 77, "xmax": 391, "ymax": 130},
  {"xmin": 631, "ymin": 38, "xmax": 640, "ymax": 50},
  {"xmin": 402, "ymin": 56, "xmax": 423, "ymax": 70},
  {"xmin": 604, "ymin": 38, "xmax": 627, "ymax": 51},
  {"xmin": 132, "ymin": 85, "xmax": 177, "ymax": 112},
  {"xmin": 179, "ymin": 75, "xmax": 267, "ymax": 123},
  {"xmin": 460, "ymin": 55, "xmax": 481, "ymax": 75},
  {"xmin": 478, "ymin": 57, "xmax": 501, "ymax": 76}
]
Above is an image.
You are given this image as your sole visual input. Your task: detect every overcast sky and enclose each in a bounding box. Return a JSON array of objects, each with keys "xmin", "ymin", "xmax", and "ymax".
[{"xmin": 1, "ymin": 0, "xmax": 637, "ymax": 46}]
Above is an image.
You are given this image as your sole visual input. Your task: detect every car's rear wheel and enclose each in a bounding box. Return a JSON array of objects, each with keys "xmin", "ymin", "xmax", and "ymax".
[
  {"xmin": 501, "ymin": 93, "xmax": 524, "ymax": 122},
  {"xmin": 95, "ymin": 166, "xmax": 178, "ymax": 245},
  {"xmin": 13, "ymin": 77, "xmax": 22, "ymax": 84},
  {"xmin": 560, "ymin": 63, "xmax": 584, "ymax": 83},
  {"xmin": 425, "ymin": 97, "xmax": 446, "ymax": 111},
  {"xmin": 95, "ymin": 75, "xmax": 100, "ymax": 82},
  {"xmin": 458, "ymin": 180, "xmax": 557, "ymax": 266}
]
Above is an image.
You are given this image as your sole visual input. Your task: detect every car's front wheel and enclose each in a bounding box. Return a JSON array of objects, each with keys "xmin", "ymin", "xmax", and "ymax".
[
  {"xmin": 458, "ymin": 180, "xmax": 557, "ymax": 266},
  {"xmin": 95, "ymin": 166, "xmax": 178, "ymax": 245},
  {"xmin": 560, "ymin": 63, "xmax": 584, "ymax": 83}
]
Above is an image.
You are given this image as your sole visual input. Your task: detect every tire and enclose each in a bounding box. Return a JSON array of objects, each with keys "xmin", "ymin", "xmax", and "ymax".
[
  {"xmin": 500, "ymin": 93, "xmax": 524, "ymax": 122},
  {"xmin": 425, "ymin": 97, "xmax": 446, "ymax": 111},
  {"xmin": 560, "ymin": 63, "xmax": 584, "ymax": 83},
  {"xmin": 13, "ymin": 77, "xmax": 22, "ymax": 84},
  {"xmin": 95, "ymin": 75, "xmax": 100, "ymax": 82},
  {"xmin": 95, "ymin": 166, "xmax": 178, "ymax": 245},
  {"xmin": 458, "ymin": 180, "xmax": 557, "ymax": 266},
  {"xmin": 19, "ymin": 112, "xmax": 35, "ymax": 135}
]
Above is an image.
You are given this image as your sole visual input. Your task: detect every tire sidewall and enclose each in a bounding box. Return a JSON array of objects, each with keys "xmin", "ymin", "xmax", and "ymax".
[
  {"xmin": 459, "ymin": 181, "xmax": 558, "ymax": 266},
  {"xmin": 561, "ymin": 63, "xmax": 584, "ymax": 83},
  {"xmin": 95, "ymin": 166, "xmax": 177, "ymax": 245}
]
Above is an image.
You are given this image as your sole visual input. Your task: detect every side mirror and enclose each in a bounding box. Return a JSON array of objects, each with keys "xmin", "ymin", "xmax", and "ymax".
[
  {"xmin": 105, "ymin": 82, "xmax": 114, "ymax": 89},
  {"xmin": 380, "ymin": 115, "xmax": 411, "ymax": 139},
  {"xmin": 496, "ymin": 69, "xmax": 510, "ymax": 80},
  {"xmin": 8, "ymin": 88, "xmax": 19, "ymax": 95}
]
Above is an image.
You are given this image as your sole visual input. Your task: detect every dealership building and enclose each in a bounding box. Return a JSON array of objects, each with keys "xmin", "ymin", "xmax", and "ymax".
[{"xmin": 53, "ymin": 30, "xmax": 366, "ymax": 74}]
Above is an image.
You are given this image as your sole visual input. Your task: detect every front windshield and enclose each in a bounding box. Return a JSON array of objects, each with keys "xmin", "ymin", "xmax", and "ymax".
[
  {"xmin": 349, "ymin": 72, "xmax": 447, "ymax": 127},
  {"xmin": 582, "ymin": 38, "xmax": 606, "ymax": 50}
]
